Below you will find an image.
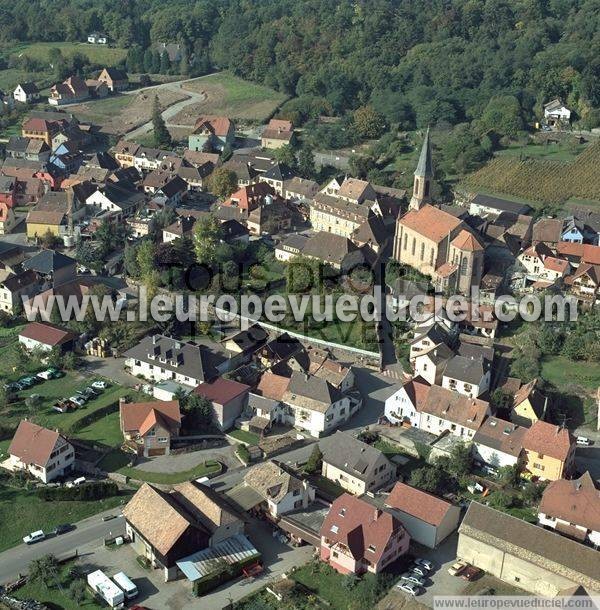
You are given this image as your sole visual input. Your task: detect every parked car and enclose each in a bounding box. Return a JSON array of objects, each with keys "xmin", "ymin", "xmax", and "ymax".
[
  {"xmin": 17, "ymin": 377, "xmax": 35, "ymax": 388},
  {"xmin": 23, "ymin": 530, "xmax": 45, "ymax": 544},
  {"xmin": 576, "ymin": 436, "xmax": 592, "ymax": 446},
  {"xmin": 413, "ymin": 558, "xmax": 434, "ymax": 571},
  {"xmin": 397, "ymin": 581, "xmax": 421, "ymax": 596},
  {"xmin": 410, "ymin": 565, "xmax": 429, "ymax": 577},
  {"xmin": 448, "ymin": 559, "xmax": 468, "ymax": 576},
  {"xmin": 37, "ymin": 368, "xmax": 63, "ymax": 380},
  {"xmin": 461, "ymin": 566, "xmax": 483, "ymax": 581},
  {"xmin": 70, "ymin": 396, "xmax": 86, "ymax": 407},
  {"xmin": 400, "ymin": 573, "xmax": 426, "ymax": 587},
  {"xmin": 5, "ymin": 382, "xmax": 20, "ymax": 392},
  {"xmin": 91, "ymin": 380, "xmax": 108, "ymax": 390},
  {"xmin": 53, "ymin": 524, "xmax": 73, "ymax": 536}
]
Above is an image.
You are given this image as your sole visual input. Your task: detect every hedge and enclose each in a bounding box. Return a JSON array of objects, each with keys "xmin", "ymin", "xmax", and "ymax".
[
  {"xmin": 68, "ymin": 401, "xmax": 120, "ymax": 433},
  {"xmin": 37, "ymin": 481, "xmax": 119, "ymax": 501}
]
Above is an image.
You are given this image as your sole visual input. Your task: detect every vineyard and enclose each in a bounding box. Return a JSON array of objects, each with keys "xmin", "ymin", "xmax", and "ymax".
[{"xmin": 462, "ymin": 141, "xmax": 600, "ymax": 207}]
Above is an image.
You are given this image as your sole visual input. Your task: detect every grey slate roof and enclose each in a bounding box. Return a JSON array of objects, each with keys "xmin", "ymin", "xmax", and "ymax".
[
  {"xmin": 248, "ymin": 392, "xmax": 279, "ymax": 413},
  {"xmin": 415, "ymin": 127, "xmax": 433, "ymax": 177},
  {"xmin": 124, "ymin": 334, "xmax": 228, "ymax": 383},
  {"xmin": 285, "ymin": 371, "xmax": 342, "ymax": 412},
  {"xmin": 443, "ymin": 354, "xmax": 486, "ymax": 385},
  {"xmin": 23, "ymin": 250, "xmax": 76, "ymax": 274},
  {"xmin": 318, "ymin": 431, "xmax": 388, "ymax": 483},
  {"xmin": 459, "ymin": 502, "xmax": 600, "ymax": 588}
]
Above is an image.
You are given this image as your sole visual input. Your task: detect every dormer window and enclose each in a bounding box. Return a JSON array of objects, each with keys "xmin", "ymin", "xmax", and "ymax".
[{"xmin": 330, "ymin": 525, "xmax": 339, "ymax": 534}]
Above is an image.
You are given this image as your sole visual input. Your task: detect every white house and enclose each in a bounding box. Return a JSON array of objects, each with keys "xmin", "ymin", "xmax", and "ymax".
[
  {"xmin": 384, "ymin": 377, "xmax": 430, "ymax": 427},
  {"xmin": 2, "ymin": 420, "xmax": 75, "ymax": 483},
  {"xmin": 441, "ymin": 354, "xmax": 491, "ymax": 399},
  {"xmin": 85, "ymin": 183, "xmax": 144, "ymax": 219},
  {"xmin": 123, "ymin": 334, "xmax": 231, "ymax": 388},
  {"xmin": 242, "ymin": 461, "xmax": 315, "ymax": 518},
  {"xmin": 319, "ymin": 431, "xmax": 394, "ymax": 496},
  {"xmin": 418, "ymin": 385, "xmax": 489, "ymax": 439},
  {"xmin": 472, "ymin": 417, "xmax": 526, "ymax": 470},
  {"xmin": 282, "ymin": 371, "xmax": 361, "ymax": 438},
  {"xmin": 18, "ymin": 321, "xmax": 76, "ymax": 353},
  {"xmin": 411, "ymin": 344, "xmax": 453, "ymax": 385},
  {"xmin": 543, "ymin": 99, "xmax": 571, "ymax": 125},
  {"xmin": 538, "ymin": 472, "xmax": 600, "ymax": 546},
  {"xmin": 88, "ymin": 33, "xmax": 108, "ymax": 44},
  {"xmin": 13, "ymin": 82, "xmax": 39, "ymax": 104},
  {"xmin": 385, "ymin": 482, "xmax": 462, "ymax": 548}
]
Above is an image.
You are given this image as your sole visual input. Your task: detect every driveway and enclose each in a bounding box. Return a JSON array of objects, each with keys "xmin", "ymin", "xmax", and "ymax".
[
  {"xmin": 134, "ymin": 444, "xmax": 241, "ymax": 473},
  {"xmin": 80, "ymin": 356, "xmax": 139, "ymax": 388}
]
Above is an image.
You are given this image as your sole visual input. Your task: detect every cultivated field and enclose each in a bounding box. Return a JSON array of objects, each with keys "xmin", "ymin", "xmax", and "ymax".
[
  {"xmin": 173, "ymin": 71, "xmax": 287, "ymax": 124},
  {"xmin": 463, "ymin": 140, "xmax": 600, "ymax": 206},
  {"xmin": 69, "ymin": 88, "xmax": 189, "ymax": 135}
]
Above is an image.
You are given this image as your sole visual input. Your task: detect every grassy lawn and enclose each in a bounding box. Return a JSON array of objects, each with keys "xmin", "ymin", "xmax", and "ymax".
[
  {"xmin": 0, "ymin": 484, "xmax": 130, "ymax": 553},
  {"xmin": 310, "ymin": 475, "xmax": 346, "ymax": 499},
  {"xmin": 292, "ymin": 562, "xmax": 394, "ymax": 609},
  {"xmin": 228, "ymin": 429, "xmax": 260, "ymax": 445},
  {"xmin": 1, "ymin": 41, "xmax": 127, "ymax": 66},
  {"xmin": 541, "ymin": 356, "xmax": 600, "ymax": 389},
  {"xmin": 13, "ymin": 561, "xmax": 106, "ymax": 609},
  {"xmin": 495, "ymin": 141, "xmax": 588, "ymax": 162},
  {"xmin": 177, "ymin": 71, "xmax": 287, "ymax": 122},
  {"xmin": 98, "ymin": 449, "xmax": 222, "ymax": 484},
  {"xmin": 9, "ymin": 379, "xmax": 134, "ymax": 435},
  {"xmin": 76, "ymin": 410, "xmax": 123, "ymax": 447}
]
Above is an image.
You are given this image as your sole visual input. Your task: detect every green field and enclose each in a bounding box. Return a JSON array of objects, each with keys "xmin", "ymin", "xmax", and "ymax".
[
  {"xmin": 228, "ymin": 429, "xmax": 260, "ymax": 445},
  {"xmin": 541, "ymin": 356, "xmax": 600, "ymax": 389},
  {"xmin": 494, "ymin": 141, "xmax": 588, "ymax": 162},
  {"xmin": 66, "ymin": 94, "xmax": 133, "ymax": 125},
  {"xmin": 178, "ymin": 71, "xmax": 288, "ymax": 122},
  {"xmin": 0, "ymin": 484, "xmax": 130, "ymax": 553}
]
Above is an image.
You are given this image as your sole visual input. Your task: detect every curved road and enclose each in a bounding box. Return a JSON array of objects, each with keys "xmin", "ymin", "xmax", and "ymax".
[{"xmin": 124, "ymin": 78, "xmax": 207, "ymax": 140}]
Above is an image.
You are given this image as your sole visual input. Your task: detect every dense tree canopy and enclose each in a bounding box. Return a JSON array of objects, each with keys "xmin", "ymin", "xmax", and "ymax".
[{"xmin": 1, "ymin": 0, "xmax": 599, "ymax": 125}]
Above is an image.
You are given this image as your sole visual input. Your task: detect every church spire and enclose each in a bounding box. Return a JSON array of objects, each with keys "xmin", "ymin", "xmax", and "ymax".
[{"xmin": 410, "ymin": 127, "xmax": 434, "ymax": 210}]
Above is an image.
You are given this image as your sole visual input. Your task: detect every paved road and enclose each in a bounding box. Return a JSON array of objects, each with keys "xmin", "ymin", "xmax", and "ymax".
[{"xmin": 0, "ymin": 508, "xmax": 125, "ymax": 585}]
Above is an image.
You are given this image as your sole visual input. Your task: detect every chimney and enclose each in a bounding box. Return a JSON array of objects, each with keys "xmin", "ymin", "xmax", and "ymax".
[
  {"xmin": 373, "ymin": 508, "xmax": 380, "ymax": 521},
  {"xmin": 152, "ymin": 334, "xmax": 159, "ymax": 344}
]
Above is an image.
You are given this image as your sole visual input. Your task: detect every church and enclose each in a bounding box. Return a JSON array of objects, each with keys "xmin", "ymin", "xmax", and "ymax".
[{"xmin": 392, "ymin": 129, "xmax": 484, "ymax": 294}]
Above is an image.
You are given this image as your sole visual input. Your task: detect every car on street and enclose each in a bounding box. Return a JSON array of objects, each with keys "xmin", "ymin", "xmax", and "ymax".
[
  {"xmin": 53, "ymin": 524, "xmax": 74, "ymax": 535},
  {"xmin": 461, "ymin": 566, "xmax": 483, "ymax": 581},
  {"xmin": 400, "ymin": 572, "xmax": 426, "ymax": 587},
  {"xmin": 23, "ymin": 530, "xmax": 45, "ymax": 544},
  {"xmin": 576, "ymin": 436, "xmax": 592, "ymax": 446},
  {"xmin": 91, "ymin": 380, "xmax": 108, "ymax": 390},
  {"xmin": 410, "ymin": 565, "xmax": 429, "ymax": 577},
  {"xmin": 70, "ymin": 396, "xmax": 86, "ymax": 407},
  {"xmin": 448, "ymin": 559, "xmax": 469, "ymax": 576},
  {"xmin": 397, "ymin": 581, "xmax": 421, "ymax": 596}
]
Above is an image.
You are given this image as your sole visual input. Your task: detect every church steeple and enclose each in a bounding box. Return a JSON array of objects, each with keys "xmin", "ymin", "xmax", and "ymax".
[{"xmin": 410, "ymin": 127, "xmax": 433, "ymax": 211}]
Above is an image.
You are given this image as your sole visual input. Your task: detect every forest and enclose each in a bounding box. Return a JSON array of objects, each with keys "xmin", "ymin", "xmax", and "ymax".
[{"xmin": 0, "ymin": 0, "xmax": 599, "ymax": 131}]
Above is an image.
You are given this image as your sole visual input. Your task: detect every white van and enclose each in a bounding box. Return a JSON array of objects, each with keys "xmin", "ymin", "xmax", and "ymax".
[
  {"xmin": 87, "ymin": 570, "xmax": 124, "ymax": 608},
  {"xmin": 112, "ymin": 572, "xmax": 138, "ymax": 599}
]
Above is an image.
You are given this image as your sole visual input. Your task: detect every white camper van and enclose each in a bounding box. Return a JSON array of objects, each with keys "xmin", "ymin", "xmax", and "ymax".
[
  {"xmin": 112, "ymin": 571, "xmax": 138, "ymax": 599},
  {"xmin": 87, "ymin": 570, "xmax": 124, "ymax": 608}
]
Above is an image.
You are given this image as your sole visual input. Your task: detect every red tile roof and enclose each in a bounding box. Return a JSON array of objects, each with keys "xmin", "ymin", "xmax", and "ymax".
[
  {"xmin": 194, "ymin": 377, "xmax": 249, "ymax": 405},
  {"xmin": 19, "ymin": 322, "xmax": 76, "ymax": 347},
  {"xmin": 8, "ymin": 420, "xmax": 64, "ymax": 467},
  {"xmin": 451, "ymin": 229, "xmax": 483, "ymax": 252},
  {"xmin": 544, "ymin": 256, "xmax": 569, "ymax": 274},
  {"xmin": 194, "ymin": 115, "xmax": 233, "ymax": 137},
  {"xmin": 523, "ymin": 420, "xmax": 574, "ymax": 462},
  {"xmin": 120, "ymin": 400, "xmax": 181, "ymax": 434},
  {"xmin": 386, "ymin": 482, "xmax": 454, "ymax": 526},
  {"xmin": 321, "ymin": 493, "xmax": 405, "ymax": 565},
  {"xmin": 256, "ymin": 372, "xmax": 290, "ymax": 401},
  {"xmin": 402, "ymin": 377, "xmax": 431, "ymax": 408},
  {"xmin": 539, "ymin": 472, "xmax": 600, "ymax": 533},
  {"xmin": 399, "ymin": 204, "xmax": 462, "ymax": 243}
]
